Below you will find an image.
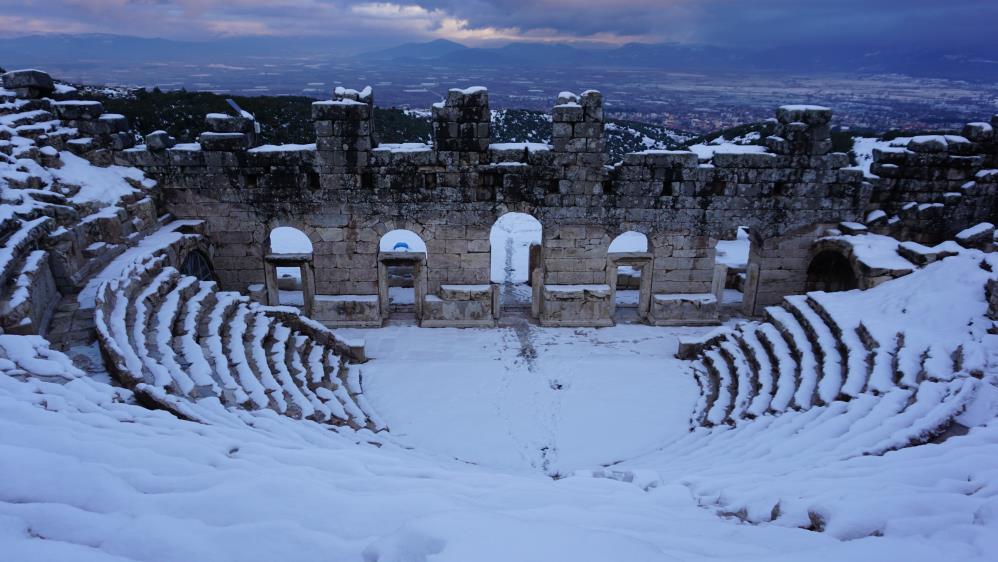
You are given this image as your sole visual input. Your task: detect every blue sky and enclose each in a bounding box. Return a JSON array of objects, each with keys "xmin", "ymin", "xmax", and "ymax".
[{"xmin": 1, "ymin": 0, "xmax": 995, "ymax": 51}]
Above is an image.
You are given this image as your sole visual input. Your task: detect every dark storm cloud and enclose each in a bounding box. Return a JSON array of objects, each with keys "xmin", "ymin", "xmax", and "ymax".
[{"xmin": 1, "ymin": 0, "xmax": 995, "ymax": 49}]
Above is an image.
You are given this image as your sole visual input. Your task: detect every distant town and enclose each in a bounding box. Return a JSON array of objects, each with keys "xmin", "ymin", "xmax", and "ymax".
[{"xmin": 33, "ymin": 56, "xmax": 998, "ymax": 134}]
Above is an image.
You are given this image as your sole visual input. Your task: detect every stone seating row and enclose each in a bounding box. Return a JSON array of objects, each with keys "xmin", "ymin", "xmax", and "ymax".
[{"xmin": 95, "ymin": 255, "xmax": 381, "ymax": 430}]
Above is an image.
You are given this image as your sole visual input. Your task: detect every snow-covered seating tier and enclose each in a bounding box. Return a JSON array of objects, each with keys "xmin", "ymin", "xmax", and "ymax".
[
  {"xmin": 687, "ymin": 251, "xmax": 995, "ymax": 428},
  {"xmin": 603, "ymin": 371, "xmax": 990, "ymax": 540},
  {"xmin": 95, "ymin": 255, "xmax": 382, "ymax": 431}
]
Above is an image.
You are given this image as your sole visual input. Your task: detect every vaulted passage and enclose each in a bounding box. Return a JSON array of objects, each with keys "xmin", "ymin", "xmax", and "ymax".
[{"xmin": 806, "ymin": 250, "xmax": 858, "ymax": 292}]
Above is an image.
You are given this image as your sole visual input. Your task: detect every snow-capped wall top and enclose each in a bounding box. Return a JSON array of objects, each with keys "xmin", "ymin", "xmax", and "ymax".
[
  {"xmin": 451, "ymin": 86, "xmax": 486, "ymax": 96},
  {"xmin": 334, "ymin": 85, "xmax": 373, "ymax": 102}
]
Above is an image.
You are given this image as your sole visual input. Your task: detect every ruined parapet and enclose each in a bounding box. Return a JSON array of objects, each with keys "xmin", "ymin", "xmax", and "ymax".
[
  {"xmin": 144, "ymin": 130, "xmax": 177, "ymax": 152},
  {"xmin": 313, "ymin": 86, "xmax": 374, "ymax": 187},
  {"xmin": 432, "ymin": 87, "xmax": 489, "ymax": 162},
  {"xmin": 963, "ymin": 118, "xmax": 997, "ymax": 168},
  {"xmin": 552, "ymin": 90, "xmax": 605, "ymax": 194},
  {"xmin": 870, "ymin": 130, "xmax": 994, "ymax": 242},
  {"xmin": 198, "ymin": 112, "xmax": 258, "ymax": 152},
  {"xmin": 52, "ymin": 98, "xmax": 134, "ymax": 163},
  {"xmin": 765, "ymin": 105, "xmax": 832, "ymax": 156},
  {"xmin": 1, "ymin": 69, "xmax": 54, "ymax": 99}
]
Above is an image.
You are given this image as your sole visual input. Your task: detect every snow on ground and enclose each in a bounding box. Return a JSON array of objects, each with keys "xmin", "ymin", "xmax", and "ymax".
[
  {"xmin": 2, "ymin": 326, "xmax": 993, "ymax": 561},
  {"xmin": 339, "ymin": 323, "xmax": 710, "ymax": 475}
]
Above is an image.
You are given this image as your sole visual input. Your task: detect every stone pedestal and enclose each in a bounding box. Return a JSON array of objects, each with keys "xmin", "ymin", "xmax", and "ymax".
[
  {"xmin": 313, "ymin": 295, "xmax": 381, "ymax": 327},
  {"xmin": 539, "ymin": 284, "xmax": 613, "ymax": 327},
  {"xmin": 421, "ymin": 284, "xmax": 499, "ymax": 328},
  {"xmin": 650, "ymin": 293, "xmax": 719, "ymax": 326}
]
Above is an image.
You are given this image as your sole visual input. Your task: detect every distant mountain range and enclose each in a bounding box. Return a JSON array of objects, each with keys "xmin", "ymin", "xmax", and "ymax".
[{"xmin": 2, "ymin": 34, "xmax": 997, "ymax": 82}]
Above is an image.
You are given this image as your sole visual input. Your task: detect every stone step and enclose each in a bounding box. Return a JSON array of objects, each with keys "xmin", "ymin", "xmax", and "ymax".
[
  {"xmin": 738, "ymin": 324, "xmax": 775, "ymax": 417},
  {"xmin": 132, "ymin": 268, "xmax": 182, "ymax": 390},
  {"xmin": 203, "ymin": 292, "xmax": 251, "ymax": 406},
  {"xmin": 153, "ymin": 275, "xmax": 200, "ymax": 397},
  {"xmin": 765, "ymin": 306, "xmax": 818, "ymax": 410},
  {"xmin": 703, "ymin": 349, "xmax": 734, "ymax": 426},
  {"xmin": 755, "ymin": 323, "xmax": 797, "ymax": 413},
  {"xmin": 224, "ymin": 304, "xmax": 271, "ymax": 411},
  {"xmin": 689, "ymin": 359, "xmax": 714, "ymax": 428},
  {"xmin": 265, "ymin": 323, "xmax": 312, "ymax": 420},
  {"xmin": 248, "ymin": 313, "xmax": 294, "ymax": 417},
  {"xmin": 783, "ymin": 295, "xmax": 843, "ymax": 405},
  {"xmin": 173, "ymin": 280, "xmax": 222, "ymax": 399},
  {"xmin": 805, "ymin": 295, "xmax": 870, "ymax": 398},
  {"xmin": 856, "ymin": 323, "xmax": 900, "ymax": 394},
  {"xmin": 718, "ymin": 338, "xmax": 754, "ymax": 421},
  {"xmin": 284, "ymin": 334, "xmax": 333, "ymax": 422}
]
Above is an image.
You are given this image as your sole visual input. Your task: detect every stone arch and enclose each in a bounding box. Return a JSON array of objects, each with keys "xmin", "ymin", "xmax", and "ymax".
[
  {"xmin": 489, "ymin": 212, "xmax": 543, "ymax": 309},
  {"xmin": 607, "ymin": 230, "xmax": 649, "ymax": 253},
  {"xmin": 374, "ymin": 220, "xmax": 428, "ymax": 240},
  {"xmin": 806, "ymin": 246, "xmax": 859, "ymax": 293},
  {"xmin": 714, "ymin": 226, "xmax": 751, "ymax": 309},
  {"xmin": 262, "ymin": 224, "xmax": 316, "ymax": 312},
  {"xmin": 263, "ymin": 220, "xmax": 319, "ymax": 255},
  {"xmin": 378, "ymin": 229, "xmax": 428, "ymax": 319},
  {"xmin": 179, "ymin": 249, "xmax": 217, "ymax": 282},
  {"xmin": 606, "ymin": 230, "xmax": 653, "ymax": 320},
  {"xmin": 379, "ymin": 228, "xmax": 428, "ymax": 253}
]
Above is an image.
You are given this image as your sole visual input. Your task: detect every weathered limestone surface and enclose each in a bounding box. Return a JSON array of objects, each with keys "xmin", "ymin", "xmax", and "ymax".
[{"xmin": 111, "ymin": 89, "xmax": 998, "ymax": 325}]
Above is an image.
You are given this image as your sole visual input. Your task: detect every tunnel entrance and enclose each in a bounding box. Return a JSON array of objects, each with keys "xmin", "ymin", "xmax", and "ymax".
[{"xmin": 806, "ymin": 250, "xmax": 858, "ymax": 293}]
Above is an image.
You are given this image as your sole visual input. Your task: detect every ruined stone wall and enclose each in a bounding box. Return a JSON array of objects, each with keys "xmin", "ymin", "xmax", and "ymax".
[
  {"xmin": 118, "ymin": 90, "xmax": 952, "ymax": 313},
  {"xmin": 869, "ymin": 118, "xmax": 998, "ymax": 243}
]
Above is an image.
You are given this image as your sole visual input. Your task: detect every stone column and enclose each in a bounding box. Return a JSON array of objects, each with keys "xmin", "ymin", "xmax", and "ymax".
[
  {"xmin": 552, "ymin": 90, "xmax": 605, "ymax": 195},
  {"xmin": 313, "ymin": 86, "xmax": 374, "ymax": 189}
]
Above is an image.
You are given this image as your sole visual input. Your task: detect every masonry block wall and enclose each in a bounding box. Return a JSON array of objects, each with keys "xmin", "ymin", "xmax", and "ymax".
[
  {"xmin": 869, "ymin": 116, "xmax": 998, "ymax": 243},
  {"xmin": 117, "ymin": 90, "xmax": 996, "ymax": 314}
]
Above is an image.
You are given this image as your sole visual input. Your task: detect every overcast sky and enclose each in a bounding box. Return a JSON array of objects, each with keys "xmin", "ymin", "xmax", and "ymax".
[{"xmin": 1, "ymin": 0, "xmax": 996, "ymax": 50}]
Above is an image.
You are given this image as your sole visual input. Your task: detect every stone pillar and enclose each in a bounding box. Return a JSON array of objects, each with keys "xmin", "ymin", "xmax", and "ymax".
[
  {"xmin": 432, "ymin": 87, "xmax": 490, "ymax": 164},
  {"xmin": 765, "ymin": 105, "xmax": 832, "ymax": 156},
  {"xmin": 552, "ymin": 90, "xmax": 605, "ymax": 194},
  {"xmin": 313, "ymin": 86, "xmax": 374, "ymax": 189}
]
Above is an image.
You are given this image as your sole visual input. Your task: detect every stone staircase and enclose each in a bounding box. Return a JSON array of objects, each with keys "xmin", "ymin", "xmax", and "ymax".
[{"xmin": 94, "ymin": 254, "xmax": 383, "ymax": 430}]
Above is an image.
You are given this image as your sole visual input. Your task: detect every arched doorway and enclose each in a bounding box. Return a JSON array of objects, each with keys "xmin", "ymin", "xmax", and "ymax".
[
  {"xmin": 606, "ymin": 231, "xmax": 652, "ymax": 321},
  {"xmin": 378, "ymin": 229, "xmax": 427, "ymax": 318},
  {"xmin": 806, "ymin": 250, "xmax": 858, "ymax": 292},
  {"xmin": 714, "ymin": 226, "xmax": 750, "ymax": 307},
  {"xmin": 265, "ymin": 226, "xmax": 315, "ymax": 311},
  {"xmin": 490, "ymin": 212, "xmax": 542, "ymax": 308},
  {"xmin": 180, "ymin": 250, "xmax": 217, "ymax": 282}
]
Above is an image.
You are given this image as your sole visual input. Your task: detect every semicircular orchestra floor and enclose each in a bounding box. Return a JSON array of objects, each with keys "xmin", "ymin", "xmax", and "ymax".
[{"xmin": 336, "ymin": 322, "xmax": 715, "ymax": 476}]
